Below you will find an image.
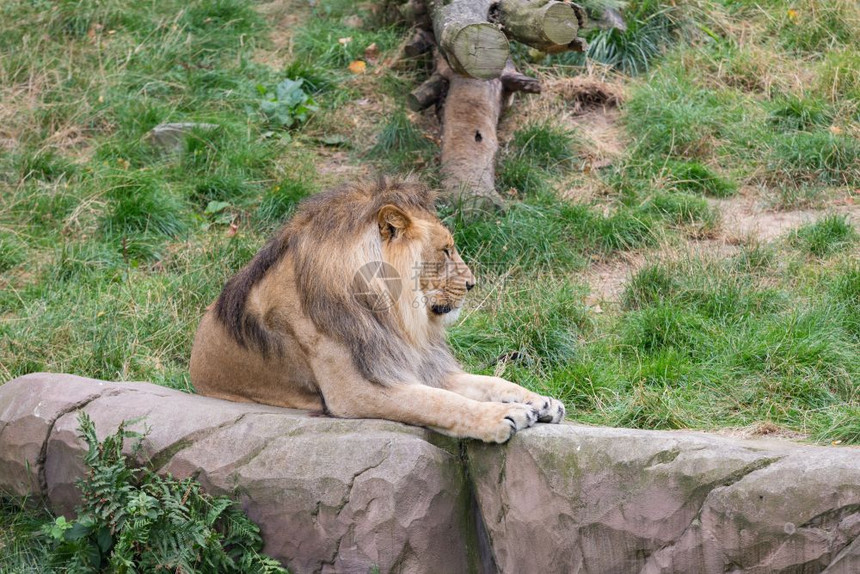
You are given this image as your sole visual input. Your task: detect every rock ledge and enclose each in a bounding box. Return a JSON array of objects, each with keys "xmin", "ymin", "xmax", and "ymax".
[{"xmin": 1, "ymin": 373, "xmax": 858, "ymax": 574}]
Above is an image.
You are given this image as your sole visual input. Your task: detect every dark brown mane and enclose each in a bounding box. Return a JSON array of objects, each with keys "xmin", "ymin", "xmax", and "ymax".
[{"xmin": 214, "ymin": 234, "xmax": 288, "ymax": 357}]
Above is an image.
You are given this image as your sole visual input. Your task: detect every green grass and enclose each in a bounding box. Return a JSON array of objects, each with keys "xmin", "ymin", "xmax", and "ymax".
[
  {"xmin": 0, "ymin": 498, "xmax": 55, "ymax": 573},
  {"xmin": 368, "ymin": 109, "xmax": 435, "ymax": 171},
  {"xmin": 446, "ymin": 191, "xmax": 660, "ymax": 272},
  {"xmin": 790, "ymin": 215, "xmax": 858, "ymax": 257},
  {"xmin": 0, "ymin": 0, "xmax": 856, "ymax": 426},
  {"xmin": 550, "ymin": 0, "xmax": 708, "ymax": 75},
  {"xmin": 544, "ymin": 256, "xmax": 858, "ymax": 437},
  {"xmin": 496, "ymin": 121, "xmax": 585, "ymax": 196},
  {"xmin": 664, "ymin": 161, "xmax": 737, "ymax": 198}
]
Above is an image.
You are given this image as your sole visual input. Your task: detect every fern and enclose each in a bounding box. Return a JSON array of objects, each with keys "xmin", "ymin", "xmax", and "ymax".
[{"xmin": 40, "ymin": 413, "xmax": 289, "ymax": 574}]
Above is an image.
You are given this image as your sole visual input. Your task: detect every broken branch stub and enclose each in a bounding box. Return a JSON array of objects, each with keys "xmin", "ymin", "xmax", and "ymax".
[
  {"xmin": 429, "ymin": 0, "xmax": 509, "ymax": 80},
  {"xmin": 408, "ymin": 71, "xmax": 448, "ymax": 112}
]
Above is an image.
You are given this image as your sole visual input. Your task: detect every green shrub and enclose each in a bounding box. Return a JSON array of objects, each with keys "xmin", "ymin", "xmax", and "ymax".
[
  {"xmin": 40, "ymin": 413, "xmax": 287, "ymax": 573},
  {"xmin": 257, "ymin": 79, "xmax": 318, "ymax": 130}
]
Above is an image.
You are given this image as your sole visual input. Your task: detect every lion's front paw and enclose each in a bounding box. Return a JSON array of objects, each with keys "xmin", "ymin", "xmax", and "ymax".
[
  {"xmin": 527, "ymin": 396, "xmax": 566, "ymax": 423},
  {"xmin": 481, "ymin": 403, "xmax": 538, "ymax": 443}
]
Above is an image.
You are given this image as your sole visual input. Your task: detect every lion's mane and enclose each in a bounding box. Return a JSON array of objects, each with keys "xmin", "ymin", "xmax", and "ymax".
[{"xmin": 214, "ymin": 177, "xmax": 458, "ymax": 386}]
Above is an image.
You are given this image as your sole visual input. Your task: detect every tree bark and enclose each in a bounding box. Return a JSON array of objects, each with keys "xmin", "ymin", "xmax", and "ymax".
[
  {"xmin": 404, "ymin": 28, "xmax": 435, "ymax": 57},
  {"xmin": 436, "ymin": 55, "xmax": 505, "ymax": 210},
  {"xmin": 500, "ymin": 67, "xmax": 541, "ymax": 94}
]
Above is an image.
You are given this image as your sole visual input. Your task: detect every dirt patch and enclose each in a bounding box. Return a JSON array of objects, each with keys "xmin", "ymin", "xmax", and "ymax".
[
  {"xmin": 714, "ymin": 191, "xmax": 860, "ymax": 243},
  {"xmin": 252, "ymin": 0, "xmax": 309, "ymax": 67},
  {"xmin": 712, "ymin": 421, "xmax": 809, "ymax": 442},
  {"xmin": 583, "ymin": 255, "xmax": 642, "ymax": 307},
  {"xmin": 547, "ymin": 75, "xmax": 625, "ymax": 115},
  {"xmin": 313, "ymin": 148, "xmax": 371, "ymax": 187},
  {"xmin": 570, "ymin": 106, "xmax": 625, "ymax": 172},
  {"xmin": 582, "ymin": 239, "xmax": 742, "ymax": 305}
]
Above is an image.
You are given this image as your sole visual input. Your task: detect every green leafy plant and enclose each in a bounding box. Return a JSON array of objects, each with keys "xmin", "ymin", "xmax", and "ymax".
[
  {"xmin": 258, "ymin": 79, "xmax": 318, "ymax": 129},
  {"xmin": 40, "ymin": 413, "xmax": 287, "ymax": 574}
]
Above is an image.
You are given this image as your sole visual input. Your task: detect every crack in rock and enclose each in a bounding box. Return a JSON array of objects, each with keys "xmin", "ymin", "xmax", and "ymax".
[
  {"xmin": 639, "ymin": 455, "xmax": 785, "ymax": 573},
  {"xmin": 37, "ymin": 387, "xmax": 126, "ymax": 498},
  {"xmin": 318, "ymin": 440, "xmax": 392, "ymax": 572},
  {"xmin": 147, "ymin": 411, "xmax": 253, "ymax": 471}
]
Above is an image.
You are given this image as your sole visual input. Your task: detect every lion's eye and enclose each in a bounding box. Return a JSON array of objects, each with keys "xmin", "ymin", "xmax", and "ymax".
[{"xmin": 442, "ymin": 248, "xmax": 451, "ymax": 258}]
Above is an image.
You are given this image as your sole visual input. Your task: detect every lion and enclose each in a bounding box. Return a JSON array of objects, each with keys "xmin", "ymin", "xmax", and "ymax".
[{"xmin": 190, "ymin": 177, "xmax": 565, "ymax": 443}]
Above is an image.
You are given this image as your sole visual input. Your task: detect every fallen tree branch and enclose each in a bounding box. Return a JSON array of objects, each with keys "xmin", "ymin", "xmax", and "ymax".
[
  {"xmin": 416, "ymin": 0, "xmax": 593, "ymax": 208},
  {"xmin": 500, "ymin": 66, "xmax": 541, "ymax": 94},
  {"xmin": 408, "ymin": 71, "xmax": 448, "ymax": 111},
  {"xmin": 404, "ymin": 28, "xmax": 435, "ymax": 57}
]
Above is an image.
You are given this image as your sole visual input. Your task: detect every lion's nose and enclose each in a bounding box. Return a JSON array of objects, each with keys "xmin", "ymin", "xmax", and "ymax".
[{"xmin": 466, "ymin": 281, "xmax": 475, "ymax": 291}]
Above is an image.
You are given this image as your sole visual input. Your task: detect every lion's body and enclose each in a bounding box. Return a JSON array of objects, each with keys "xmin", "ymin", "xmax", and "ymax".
[{"xmin": 190, "ymin": 178, "xmax": 564, "ymax": 442}]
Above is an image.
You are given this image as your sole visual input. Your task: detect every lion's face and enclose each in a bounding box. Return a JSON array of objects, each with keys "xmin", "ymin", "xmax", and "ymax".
[
  {"xmin": 417, "ymin": 221, "xmax": 475, "ymax": 325},
  {"xmin": 377, "ymin": 204, "xmax": 475, "ymax": 327}
]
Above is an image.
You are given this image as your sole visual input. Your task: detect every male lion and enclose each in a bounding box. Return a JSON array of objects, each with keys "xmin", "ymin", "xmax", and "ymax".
[{"xmin": 190, "ymin": 177, "xmax": 565, "ymax": 442}]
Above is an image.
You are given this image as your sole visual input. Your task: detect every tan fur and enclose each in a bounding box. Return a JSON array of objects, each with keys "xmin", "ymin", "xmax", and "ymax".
[{"xmin": 190, "ymin": 177, "xmax": 565, "ymax": 443}]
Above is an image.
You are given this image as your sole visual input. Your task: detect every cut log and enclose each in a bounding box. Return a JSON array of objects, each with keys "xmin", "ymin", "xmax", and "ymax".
[
  {"xmin": 496, "ymin": 0, "xmax": 582, "ymax": 53},
  {"xmin": 429, "ymin": 0, "xmax": 509, "ymax": 80},
  {"xmin": 424, "ymin": 0, "xmax": 587, "ymax": 208},
  {"xmin": 408, "ymin": 71, "xmax": 448, "ymax": 111}
]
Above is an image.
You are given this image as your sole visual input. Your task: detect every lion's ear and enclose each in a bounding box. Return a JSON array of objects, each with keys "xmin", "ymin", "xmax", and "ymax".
[{"xmin": 378, "ymin": 204, "xmax": 412, "ymax": 241}]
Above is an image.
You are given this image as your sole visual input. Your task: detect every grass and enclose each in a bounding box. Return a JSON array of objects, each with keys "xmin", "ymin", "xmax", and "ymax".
[
  {"xmin": 790, "ymin": 215, "xmax": 858, "ymax": 257},
  {"xmin": 1, "ymin": 0, "xmax": 860, "ymax": 559},
  {"xmin": 0, "ymin": 498, "xmax": 55, "ymax": 573}
]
